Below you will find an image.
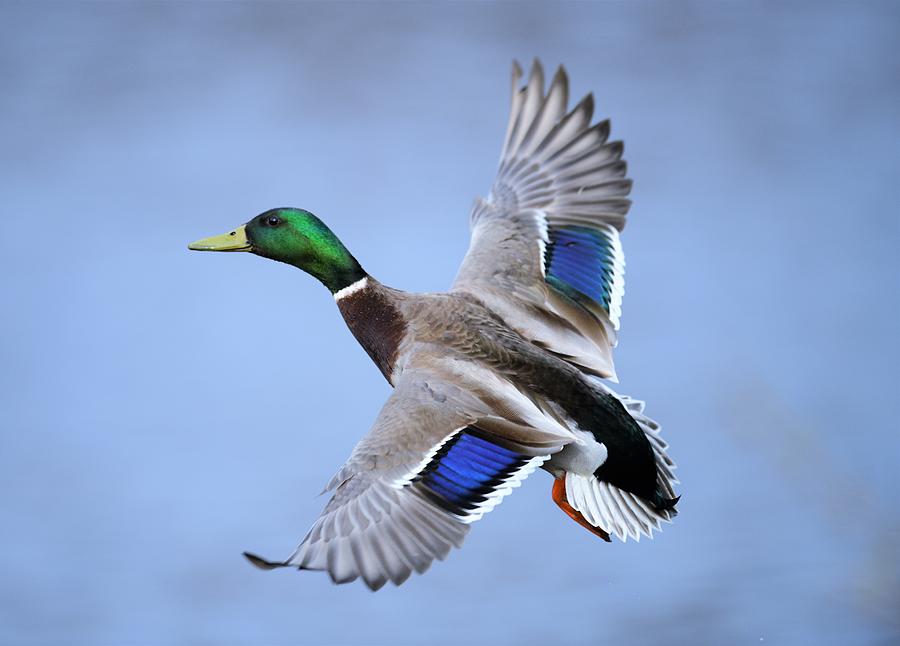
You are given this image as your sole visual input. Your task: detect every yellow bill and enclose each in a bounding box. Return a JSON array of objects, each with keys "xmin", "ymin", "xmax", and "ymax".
[{"xmin": 188, "ymin": 224, "xmax": 251, "ymax": 252}]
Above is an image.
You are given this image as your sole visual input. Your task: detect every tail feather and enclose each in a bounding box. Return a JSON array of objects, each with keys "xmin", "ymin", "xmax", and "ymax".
[
  {"xmin": 562, "ymin": 392, "xmax": 679, "ymax": 542},
  {"xmin": 565, "ymin": 474, "xmax": 674, "ymax": 542},
  {"xmin": 551, "ymin": 476, "xmax": 611, "ymax": 542}
]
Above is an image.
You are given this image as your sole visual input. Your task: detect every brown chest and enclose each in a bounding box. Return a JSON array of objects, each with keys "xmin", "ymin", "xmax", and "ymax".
[{"xmin": 336, "ymin": 286, "xmax": 408, "ymax": 382}]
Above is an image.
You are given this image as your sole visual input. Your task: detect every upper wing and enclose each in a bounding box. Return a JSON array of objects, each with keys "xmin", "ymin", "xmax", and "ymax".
[
  {"xmin": 244, "ymin": 367, "xmax": 569, "ymax": 590},
  {"xmin": 453, "ymin": 60, "xmax": 631, "ymax": 380}
]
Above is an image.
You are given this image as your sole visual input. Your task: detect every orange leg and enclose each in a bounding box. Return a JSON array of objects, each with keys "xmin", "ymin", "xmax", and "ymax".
[{"xmin": 552, "ymin": 475, "xmax": 611, "ymax": 542}]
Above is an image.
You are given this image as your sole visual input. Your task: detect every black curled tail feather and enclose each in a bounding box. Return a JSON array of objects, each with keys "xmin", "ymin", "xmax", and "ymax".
[
  {"xmin": 586, "ymin": 391, "xmax": 678, "ymax": 510},
  {"xmin": 584, "ymin": 383, "xmax": 679, "ymax": 513},
  {"xmin": 653, "ymin": 492, "xmax": 680, "ymax": 512},
  {"xmin": 620, "ymin": 394, "xmax": 680, "ymax": 514}
]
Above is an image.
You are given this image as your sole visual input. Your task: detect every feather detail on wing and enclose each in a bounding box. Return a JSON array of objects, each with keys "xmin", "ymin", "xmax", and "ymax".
[
  {"xmin": 454, "ymin": 60, "xmax": 630, "ymax": 380},
  {"xmin": 244, "ymin": 369, "xmax": 561, "ymax": 590}
]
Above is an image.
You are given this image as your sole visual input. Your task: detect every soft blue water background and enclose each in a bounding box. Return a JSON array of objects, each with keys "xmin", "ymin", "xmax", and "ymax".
[{"xmin": 1, "ymin": 2, "xmax": 897, "ymax": 644}]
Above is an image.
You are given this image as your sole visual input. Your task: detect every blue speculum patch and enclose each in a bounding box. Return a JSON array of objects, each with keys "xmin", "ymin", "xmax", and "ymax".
[
  {"xmin": 545, "ymin": 225, "xmax": 617, "ymax": 313},
  {"xmin": 413, "ymin": 430, "xmax": 528, "ymax": 515}
]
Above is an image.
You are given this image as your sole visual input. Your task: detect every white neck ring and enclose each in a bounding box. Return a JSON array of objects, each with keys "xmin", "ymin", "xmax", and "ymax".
[{"xmin": 333, "ymin": 276, "xmax": 369, "ymax": 301}]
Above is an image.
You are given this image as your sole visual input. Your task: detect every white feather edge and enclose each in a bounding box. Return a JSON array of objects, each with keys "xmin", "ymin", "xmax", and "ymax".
[
  {"xmin": 390, "ymin": 428, "xmax": 466, "ymax": 488},
  {"xmin": 600, "ymin": 223, "xmax": 626, "ymax": 331},
  {"xmin": 535, "ymin": 210, "xmax": 550, "ymax": 277},
  {"xmin": 392, "ymin": 428, "xmax": 551, "ymax": 525},
  {"xmin": 333, "ymin": 276, "xmax": 369, "ymax": 301},
  {"xmin": 452, "ymin": 453, "xmax": 549, "ymax": 524}
]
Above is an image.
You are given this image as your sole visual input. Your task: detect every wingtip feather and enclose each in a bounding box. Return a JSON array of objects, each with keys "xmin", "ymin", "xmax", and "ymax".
[
  {"xmin": 242, "ymin": 551, "xmax": 285, "ymax": 570},
  {"xmin": 529, "ymin": 57, "xmax": 544, "ymax": 83}
]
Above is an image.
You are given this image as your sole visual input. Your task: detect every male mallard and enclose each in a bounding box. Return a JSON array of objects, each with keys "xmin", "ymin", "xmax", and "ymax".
[{"xmin": 189, "ymin": 60, "xmax": 679, "ymax": 590}]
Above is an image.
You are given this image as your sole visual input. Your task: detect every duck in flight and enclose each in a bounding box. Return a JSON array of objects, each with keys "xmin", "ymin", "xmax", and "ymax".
[{"xmin": 189, "ymin": 60, "xmax": 679, "ymax": 591}]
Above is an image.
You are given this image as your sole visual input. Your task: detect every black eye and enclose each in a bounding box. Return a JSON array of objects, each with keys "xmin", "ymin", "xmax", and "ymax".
[{"xmin": 266, "ymin": 215, "xmax": 281, "ymax": 227}]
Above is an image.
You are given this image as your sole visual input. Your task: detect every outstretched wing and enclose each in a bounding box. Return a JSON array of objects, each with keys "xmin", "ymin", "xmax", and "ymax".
[
  {"xmin": 453, "ymin": 60, "xmax": 630, "ymax": 380},
  {"xmin": 244, "ymin": 368, "xmax": 567, "ymax": 590}
]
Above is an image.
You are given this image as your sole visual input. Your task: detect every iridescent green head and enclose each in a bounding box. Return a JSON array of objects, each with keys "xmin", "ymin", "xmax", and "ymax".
[{"xmin": 189, "ymin": 208, "xmax": 366, "ymax": 293}]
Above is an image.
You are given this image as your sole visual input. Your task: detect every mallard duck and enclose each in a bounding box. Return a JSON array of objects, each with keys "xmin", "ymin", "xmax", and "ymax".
[{"xmin": 189, "ymin": 60, "xmax": 679, "ymax": 591}]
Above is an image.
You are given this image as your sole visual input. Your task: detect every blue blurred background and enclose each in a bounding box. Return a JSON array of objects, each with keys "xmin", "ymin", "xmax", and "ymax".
[{"xmin": 1, "ymin": 2, "xmax": 897, "ymax": 644}]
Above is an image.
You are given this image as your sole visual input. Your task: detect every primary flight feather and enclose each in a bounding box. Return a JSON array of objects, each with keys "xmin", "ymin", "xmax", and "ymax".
[{"xmin": 189, "ymin": 60, "xmax": 679, "ymax": 591}]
